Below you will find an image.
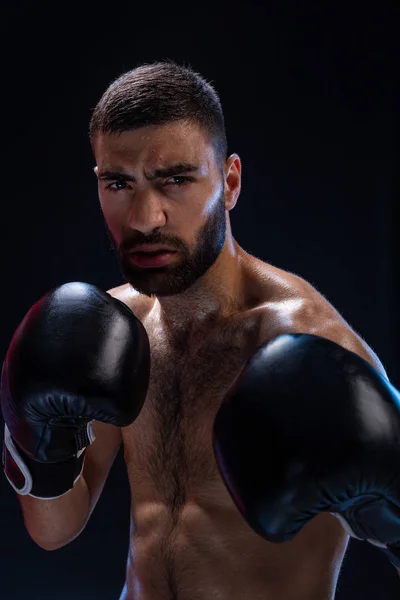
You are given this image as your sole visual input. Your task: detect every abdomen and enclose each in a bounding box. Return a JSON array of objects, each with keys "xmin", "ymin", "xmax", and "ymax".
[{"xmin": 123, "ymin": 490, "xmax": 348, "ymax": 600}]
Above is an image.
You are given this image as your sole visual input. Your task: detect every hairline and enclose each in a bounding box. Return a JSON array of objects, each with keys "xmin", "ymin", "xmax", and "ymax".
[{"xmin": 90, "ymin": 118, "xmax": 226, "ymax": 172}]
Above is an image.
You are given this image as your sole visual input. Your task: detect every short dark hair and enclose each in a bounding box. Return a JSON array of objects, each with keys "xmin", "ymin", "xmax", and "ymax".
[{"xmin": 89, "ymin": 60, "xmax": 228, "ymax": 169}]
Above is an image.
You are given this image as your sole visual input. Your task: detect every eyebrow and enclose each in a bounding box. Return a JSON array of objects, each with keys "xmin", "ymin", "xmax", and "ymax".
[{"xmin": 97, "ymin": 162, "xmax": 200, "ymax": 182}]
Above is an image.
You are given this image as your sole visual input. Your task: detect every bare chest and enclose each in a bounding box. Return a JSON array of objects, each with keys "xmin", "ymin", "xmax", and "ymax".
[
  {"xmin": 122, "ymin": 316, "xmax": 262, "ymax": 515},
  {"xmin": 119, "ymin": 307, "xmax": 348, "ymax": 600}
]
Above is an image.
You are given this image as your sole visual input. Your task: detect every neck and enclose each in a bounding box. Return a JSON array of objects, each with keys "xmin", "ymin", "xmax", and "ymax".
[{"xmin": 150, "ymin": 234, "xmax": 247, "ymax": 335}]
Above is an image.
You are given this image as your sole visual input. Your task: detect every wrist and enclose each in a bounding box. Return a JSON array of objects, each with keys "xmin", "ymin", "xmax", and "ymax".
[
  {"xmin": 331, "ymin": 511, "xmax": 400, "ymax": 568},
  {"xmin": 3, "ymin": 425, "xmax": 86, "ymax": 499}
]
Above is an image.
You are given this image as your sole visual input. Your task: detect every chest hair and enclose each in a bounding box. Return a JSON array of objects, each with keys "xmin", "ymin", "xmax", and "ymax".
[{"xmin": 127, "ymin": 316, "xmax": 261, "ymax": 517}]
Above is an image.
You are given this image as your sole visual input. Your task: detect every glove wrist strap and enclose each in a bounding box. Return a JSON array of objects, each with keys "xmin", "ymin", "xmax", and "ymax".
[{"xmin": 3, "ymin": 424, "xmax": 86, "ymax": 499}]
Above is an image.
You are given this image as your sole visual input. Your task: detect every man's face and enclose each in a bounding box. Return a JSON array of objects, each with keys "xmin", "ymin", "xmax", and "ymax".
[{"xmin": 93, "ymin": 120, "xmax": 227, "ymax": 297}]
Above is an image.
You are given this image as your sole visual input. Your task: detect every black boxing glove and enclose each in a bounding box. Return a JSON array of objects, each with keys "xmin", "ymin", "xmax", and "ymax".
[
  {"xmin": 213, "ymin": 334, "xmax": 400, "ymax": 568},
  {"xmin": 1, "ymin": 282, "xmax": 150, "ymax": 499}
]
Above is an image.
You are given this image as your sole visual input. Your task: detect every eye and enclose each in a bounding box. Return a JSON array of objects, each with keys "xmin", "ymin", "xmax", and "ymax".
[
  {"xmin": 165, "ymin": 176, "xmax": 191, "ymax": 187},
  {"xmin": 105, "ymin": 180, "xmax": 129, "ymax": 192}
]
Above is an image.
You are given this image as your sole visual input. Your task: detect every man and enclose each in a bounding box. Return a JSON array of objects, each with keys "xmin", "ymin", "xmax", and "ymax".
[{"xmin": 1, "ymin": 60, "xmax": 399, "ymax": 599}]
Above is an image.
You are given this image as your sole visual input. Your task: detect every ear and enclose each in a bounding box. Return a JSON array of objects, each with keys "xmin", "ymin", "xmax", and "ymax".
[{"xmin": 224, "ymin": 154, "xmax": 241, "ymax": 211}]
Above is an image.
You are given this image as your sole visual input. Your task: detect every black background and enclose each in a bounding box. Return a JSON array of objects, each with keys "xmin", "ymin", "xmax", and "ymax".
[{"xmin": 0, "ymin": 1, "xmax": 399, "ymax": 598}]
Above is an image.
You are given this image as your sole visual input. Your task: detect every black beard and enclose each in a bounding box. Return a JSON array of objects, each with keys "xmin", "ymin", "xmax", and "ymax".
[{"xmin": 105, "ymin": 190, "xmax": 226, "ymax": 298}]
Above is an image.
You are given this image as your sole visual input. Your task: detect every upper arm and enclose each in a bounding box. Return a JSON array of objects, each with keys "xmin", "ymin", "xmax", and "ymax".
[
  {"xmin": 263, "ymin": 273, "xmax": 388, "ymax": 379},
  {"xmin": 83, "ymin": 420, "xmax": 122, "ymax": 518},
  {"xmin": 320, "ymin": 325, "xmax": 388, "ymax": 379},
  {"xmin": 288, "ymin": 294, "xmax": 388, "ymax": 379}
]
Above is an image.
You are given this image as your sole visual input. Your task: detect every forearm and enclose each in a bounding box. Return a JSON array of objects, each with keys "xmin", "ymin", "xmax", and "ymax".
[{"xmin": 18, "ymin": 474, "xmax": 90, "ymax": 550}]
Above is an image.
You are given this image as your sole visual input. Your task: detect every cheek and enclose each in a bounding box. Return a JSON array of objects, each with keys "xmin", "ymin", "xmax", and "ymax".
[
  {"xmin": 99, "ymin": 192, "xmax": 125, "ymax": 222},
  {"xmin": 98, "ymin": 194, "xmax": 127, "ymax": 239},
  {"xmin": 186, "ymin": 185, "xmax": 218, "ymax": 220},
  {"xmin": 176, "ymin": 187, "xmax": 221, "ymax": 238},
  {"xmin": 176, "ymin": 203, "xmax": 205, "ymax": 235},
  {"xmin": 200, "ymin": 182, "xmax": 224, "ymax": 217}
]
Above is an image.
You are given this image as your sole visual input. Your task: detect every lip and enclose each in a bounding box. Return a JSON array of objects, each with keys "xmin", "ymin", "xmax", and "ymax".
[{"xmin": 127, "ymin": 249, "xmax": 178, "ymax": 268}]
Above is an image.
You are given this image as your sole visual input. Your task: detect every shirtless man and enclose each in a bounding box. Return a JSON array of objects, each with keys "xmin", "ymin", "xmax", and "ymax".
[{"xmin": 2, "ymin": 60, "xmax": 399, "ymax": 600}]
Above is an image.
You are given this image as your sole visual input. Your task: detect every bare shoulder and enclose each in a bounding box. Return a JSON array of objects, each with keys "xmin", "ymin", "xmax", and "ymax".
[
  {"xmin": 251, "ymin": 260, "xmax": 388, "ymax": 378},
  {"xmin": 107, "ymin": 282, "xmax": 137, "ymax": 302},
  {"xmin": 106, "ymin": 283, "xmax": 153, "ymax": 321}
]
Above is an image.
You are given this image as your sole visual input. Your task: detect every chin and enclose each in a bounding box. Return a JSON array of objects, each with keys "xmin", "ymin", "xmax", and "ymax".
[{"xmin": 123, "ymin": 271, "xmax": 191, "ymax": 298}]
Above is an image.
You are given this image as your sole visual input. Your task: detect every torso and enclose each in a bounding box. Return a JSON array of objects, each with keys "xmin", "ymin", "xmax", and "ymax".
[{"xmin": 115, "ymin": 257, "xmax": 349, "ymax": 600}]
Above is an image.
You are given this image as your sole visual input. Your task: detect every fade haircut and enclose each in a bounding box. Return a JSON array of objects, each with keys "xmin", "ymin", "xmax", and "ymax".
[{"xmin": 89, "ymin": 60, "xmax": 228, "ymax": 170}]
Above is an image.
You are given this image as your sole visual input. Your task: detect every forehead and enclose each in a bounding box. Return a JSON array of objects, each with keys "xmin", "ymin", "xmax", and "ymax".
[{"xmin": 93, "ymin": 120, "xmax": 216, "ymax": 170}]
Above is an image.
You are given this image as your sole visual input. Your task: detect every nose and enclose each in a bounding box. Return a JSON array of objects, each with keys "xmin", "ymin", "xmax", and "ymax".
[{"xmin": 127, "ymin": 190, "xmax": 167, "ymax": 234}]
